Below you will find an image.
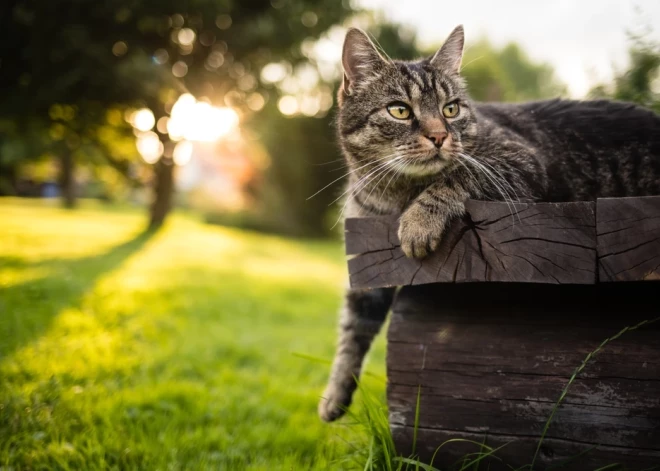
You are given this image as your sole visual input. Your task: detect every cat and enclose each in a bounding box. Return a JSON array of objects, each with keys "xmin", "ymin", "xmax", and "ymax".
[{"xmin": 318, "ymin": 25, "xmax": 660, "ymax": 422}]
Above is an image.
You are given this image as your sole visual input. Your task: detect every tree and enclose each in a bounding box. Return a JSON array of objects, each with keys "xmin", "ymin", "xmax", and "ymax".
[
  {"xmin": 0, "ymin": 0, "xmax": 166, "ymax": 207},
  {"xmin": 0, "ymin": 0, "xmax": 355, "ymax": 225},
  {"xmin": 589, "ymin": 33, "xmax": 660, "ymax": 112},
  {"xmin": 455, "ymin": 39, "xmax": 566, "ymax": 102}
]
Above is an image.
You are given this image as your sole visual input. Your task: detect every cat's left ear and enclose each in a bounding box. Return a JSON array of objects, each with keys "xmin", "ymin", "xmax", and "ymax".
[{"xmin": 430, "ymin": 25, "xmax": 464, "ymax": 74}]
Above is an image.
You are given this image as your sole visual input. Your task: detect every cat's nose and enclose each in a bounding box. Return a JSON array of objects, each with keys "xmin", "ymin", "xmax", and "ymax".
[{"xmin": 425, "ymin": 131, "xmax": 448, "ymax": 148}]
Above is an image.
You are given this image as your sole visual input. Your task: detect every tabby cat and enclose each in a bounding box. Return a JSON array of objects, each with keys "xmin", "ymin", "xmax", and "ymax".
[{"xmin": 318, "ymin": 25, "xmax": 660, "ymax": 422}]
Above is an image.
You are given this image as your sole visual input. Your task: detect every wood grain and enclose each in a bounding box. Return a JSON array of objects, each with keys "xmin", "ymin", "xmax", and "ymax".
[
  {"xmin": 387, "ymin": 283, "xmax": 660, "ymax": 470},
  {"xmin": 598, "ymin": 196, "xmax": 660, "ymax": 282},
  {"xmin": 347, "ymin": 200, "xmax": 597, "ymax": 289}
]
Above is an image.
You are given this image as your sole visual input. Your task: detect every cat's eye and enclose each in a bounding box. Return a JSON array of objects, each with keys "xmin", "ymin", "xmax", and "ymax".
[
  {"xmin": 387, "ymin": 103, "xmax": 412, "ymax": 120},
  {"xmin": 442, "ymin": 102, "xmax": 460, "ymax": 118}
]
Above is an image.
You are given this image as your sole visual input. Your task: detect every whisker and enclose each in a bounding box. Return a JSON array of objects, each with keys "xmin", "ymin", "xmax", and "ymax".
[
  {"xmin": 460, "ymin": 55, "xmax": 485, "ymax": 72},
  {"xmin": 378, "ymin": 158, "xmax": 409, "ymax": 209},
  {"xmin": 474, "ymin": 156, "xmax": 522, "ymax": 202},
  {"xmin": 455, "ymin": 158, "xmax": 486, "ymax": 197},
  {"xmin": 331, "ymin": 162, "xmax": 396, "ymax": 229},
  {"xmin": 328, "ymin": 155, "xmax": 405, "ymax": 207},
  {"xmin": 459, "ymin": 153, "xmax": 518, "ymax": 224},
  {"xmin": 307, "ymin": 153, "xmax": 401, "ymax": 200},
  {"xmin": 359, "ymin": 160, "xmax": 402, "ymax": 216}
]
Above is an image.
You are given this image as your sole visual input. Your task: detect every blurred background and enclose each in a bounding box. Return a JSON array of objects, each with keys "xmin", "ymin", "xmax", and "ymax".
[
  {"xmin": 1, "ymin": 1, "xmax": 660, "ymax": 469},
  {"xmin": 2, "ymin": 0, "xmax": 659, "ymax": 235}
]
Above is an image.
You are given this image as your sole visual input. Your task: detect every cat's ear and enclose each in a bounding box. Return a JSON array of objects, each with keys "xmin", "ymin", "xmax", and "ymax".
[
  {"xmin": 430, "ymin": 25, "xmax": 465, "ymax": 74},
  {"xmin": 342, "ymin": 28, "xmax": 387, "ymax": 94}
]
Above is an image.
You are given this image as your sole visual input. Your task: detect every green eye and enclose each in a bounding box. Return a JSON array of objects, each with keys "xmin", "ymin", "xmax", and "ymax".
[
  {"xmin": 442, "ymin": 102, "xmax": 460, "ymax": 118},
  {"xmin": 387, "ymin": 103, "xmax": 412, "ymax": 120}
]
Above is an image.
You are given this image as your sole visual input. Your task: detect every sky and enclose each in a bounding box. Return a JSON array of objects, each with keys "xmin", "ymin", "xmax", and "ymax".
[{"xmin": 357, "ymin": 0, "xmax": 660, "ymax": 97}]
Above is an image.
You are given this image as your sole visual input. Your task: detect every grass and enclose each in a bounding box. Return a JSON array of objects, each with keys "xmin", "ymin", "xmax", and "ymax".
[
  {"xmin": 0, "ymin": 198, "xmax": 387, "ymax": 470},
  {"xmin": 1, "ymin": 198, "xmax": 657, "ymax": 471}
]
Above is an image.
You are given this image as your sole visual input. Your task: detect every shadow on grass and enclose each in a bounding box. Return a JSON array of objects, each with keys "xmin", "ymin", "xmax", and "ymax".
[{"xmin": 0, "ymin": 229, "xmax": 155, "ymax": 358}]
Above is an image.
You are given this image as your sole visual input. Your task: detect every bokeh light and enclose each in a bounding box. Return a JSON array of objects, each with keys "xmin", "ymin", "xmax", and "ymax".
[
  {"xmin": 301, "ymin": 12, "xmax": 318, "ymax": 28},
  {"xmin": 156, "ymin": 116, "xmax": 169, "ymax": 134},
  {"xmin": 247, "ymin": 93, "xmax": 266, "ymax": 111},
  {"xmin": 173, "ymin": 140, "xmax": 193, "ymax": 166},
  {"xmin": 172, "ymin": 61, "xmax": 188, "ymax": 77},
  {"xmin": 177, "ymin": 28, "xmax": 196, "ymax": 46},
  {"xmin": 132, "ymin": 108, "xmax": 155, "ymax": 132},
  {"xmin": 136, "ymin": 131, "xmax": 164, "ymax": 164},
  {"xmin": 261, "ymin": 63, "xmax": 289, "ymax": 83},
  {"xmin": 215, "ymin": 14, "xmax": 232, "ymax": 29},
  {"xmin": 206, "ymin": 51, "xmax": 225, "ymax": 69},
  {"xmin": 153, "ymin": 48, "xmax": 169, "ymax": 64},
  {"xmin": 300, "ymin": 95, "xmax": 320, "ymax": 116},
  {"xmin": 278, "ymin": 96, "xmax": 298, "ymax": 115},
  {"xmin": 112, "ymin": 41, "xmax": 128, "ymax": 57}
]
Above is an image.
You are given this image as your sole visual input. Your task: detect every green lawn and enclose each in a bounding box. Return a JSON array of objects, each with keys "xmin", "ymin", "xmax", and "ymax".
[{"xmin": 0, "ymin": 198, "xmax": 387, "ymax": 470}]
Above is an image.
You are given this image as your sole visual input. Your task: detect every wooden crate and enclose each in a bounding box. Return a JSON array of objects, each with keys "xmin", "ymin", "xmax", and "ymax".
[{"xmin": 345, "ymin": 197, "xmax": 660, "ymax": 470}]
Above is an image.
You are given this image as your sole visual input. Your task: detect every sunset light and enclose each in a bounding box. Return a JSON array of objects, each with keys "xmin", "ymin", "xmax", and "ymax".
[
  {"xmin": 167, "ymin": 94, "xmax": 239, "ymax": 142},
  {"xmin": 129, "ymin": 94, "xmax": 240, "ymax": 164}
]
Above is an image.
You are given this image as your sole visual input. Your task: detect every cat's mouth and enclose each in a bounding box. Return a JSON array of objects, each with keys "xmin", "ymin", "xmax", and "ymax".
[{"xmin": 402, "ymin": 152, "xmax": 451, "ymax": 176}]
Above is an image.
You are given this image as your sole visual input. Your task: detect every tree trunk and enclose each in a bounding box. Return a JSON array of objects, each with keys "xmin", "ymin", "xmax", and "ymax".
[
  {"xmin": 0, "ymin": 162, "xmax": 17, "ymax": 196},
  {"xmin": 59, "ymin": 149, "xmax": 76, "ymax": 209},
  {"xmin": 149, "ymin": 157, "xmax": 174, "ymax": 230}
]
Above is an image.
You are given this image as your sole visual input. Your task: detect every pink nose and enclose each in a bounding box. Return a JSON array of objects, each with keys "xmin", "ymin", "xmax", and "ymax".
[{"xmin": 426, "ymin": 131, "xmax": 448, "ymax": 147}]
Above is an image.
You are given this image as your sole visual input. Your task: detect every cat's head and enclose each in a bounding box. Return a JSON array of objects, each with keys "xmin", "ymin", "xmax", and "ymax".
[{"xmin": 337, "ymin": 25, "xmax": 476, "ymax": 177}]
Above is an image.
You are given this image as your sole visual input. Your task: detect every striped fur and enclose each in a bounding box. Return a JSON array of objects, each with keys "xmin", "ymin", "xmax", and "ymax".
[{"xmin": 319, "ymin": 26, "xmax": 660, "ymax": 422}]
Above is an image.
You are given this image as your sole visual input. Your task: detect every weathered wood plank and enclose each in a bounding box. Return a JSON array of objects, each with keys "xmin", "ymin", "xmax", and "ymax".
[
  {"xmin": 391, "ymin": 426, "xmax": 660, "ymax": 471},
  {"xmin": 598, "ymin": 195, "xmax": 660, "ymax": 282},
  {"xmin": 344, "ymin": 217, "xmax": 398, "ymax": 255},
  {"xmin": 347, "ymin": 200, "xmax": 596, "ymax": 289},
  {"xmin": 387, "ymin": 283, "xmax": 660, "ymax": 470},
  {"xmin": 389, "ymin": 386, "xmax": 659, "ymax": 450}
]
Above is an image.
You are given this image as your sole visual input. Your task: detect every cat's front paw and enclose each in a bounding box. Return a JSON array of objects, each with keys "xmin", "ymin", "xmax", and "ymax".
[
  {"xmin": 398, "ymin": 204, "xmax": 448, "ymax": 259},
  {"xmin": 318, "ymin": 385, "xmax": 352, "ymax": 422}
]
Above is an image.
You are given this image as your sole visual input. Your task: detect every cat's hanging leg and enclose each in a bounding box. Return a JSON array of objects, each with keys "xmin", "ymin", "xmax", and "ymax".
[{"xmin": 319, "ymin": 286, "xmax": 396, "ymax": 422}]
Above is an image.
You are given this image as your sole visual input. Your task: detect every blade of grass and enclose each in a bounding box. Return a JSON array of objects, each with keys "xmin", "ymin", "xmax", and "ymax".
[
  {"xmin": 394, "ymin": 457, "xmax": 442, "ymax": 471},
  {"xmin": 412, "ymin": 385, "xmax": 421, "ymax": 457},
  {"xmin": 544, "ymin": 445, "xmax": 598, "ymax": 470},
  {"xmin": 531, "ymin": 316, "xmax": 660, "ymax": 470},
  {"xmin": 591, "ymin": 464, "xmax": 623, "ymax": 471},
  {"xmin": 428, "ymin": 438, "xmax": 501, "ymax": 469},
  {"xmin": 457, "ymin": 443, "xmax": 509, "ymax": 471}
]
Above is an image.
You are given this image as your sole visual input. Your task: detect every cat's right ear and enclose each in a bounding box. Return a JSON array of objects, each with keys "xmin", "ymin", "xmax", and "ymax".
[{"xmin": 342, "ymin": 28, "xmax": 387, "ymax": 95}]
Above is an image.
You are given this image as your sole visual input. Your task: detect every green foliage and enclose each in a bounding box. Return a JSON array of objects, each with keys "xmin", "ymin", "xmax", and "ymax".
[
  {"xmin": 589, "ymin": 33, "xmax": 660, "ymax": 113},
  {"xmin": 459, "ymin": 40, "xmax": 567, "ymax": 102}
]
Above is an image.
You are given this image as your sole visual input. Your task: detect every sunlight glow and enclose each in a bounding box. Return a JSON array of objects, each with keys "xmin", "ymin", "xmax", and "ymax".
[{"xmin": 168, "ymin": 93, "xmax": 239, "ymax": 143}]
